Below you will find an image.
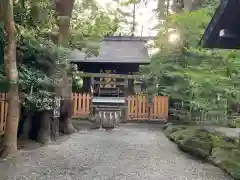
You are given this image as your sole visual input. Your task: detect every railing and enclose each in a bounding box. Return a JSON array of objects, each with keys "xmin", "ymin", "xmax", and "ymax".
[
  {"xmin": 127, "ymin": 95, "xmax": 168, "ymax": 121},
  {"xmin": 149, "ymin": 96, "xmax": 169, "ymax": 120},
  {"xmin": 71, "ymin": 93, "xmax": 91, "ymax": 117},
  {"xmin": 0, "ymin": 93, "xmax": 7, "ymax": 136},
  {"xmin": 0, "ymin": 93, "xmax": 169, "ymax": 136}
]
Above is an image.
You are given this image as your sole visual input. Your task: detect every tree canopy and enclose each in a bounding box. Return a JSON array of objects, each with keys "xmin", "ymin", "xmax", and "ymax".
[
  {"xmin": 141, "ymin": 0, "xmax": 240, "ymax": 123},
  {"xmin": 0, "ymin": 0, "xmax": 121, "ymax": 111}
]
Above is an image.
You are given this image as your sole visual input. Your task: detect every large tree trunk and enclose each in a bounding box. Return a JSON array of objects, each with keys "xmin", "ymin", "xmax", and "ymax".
[
  {"xmin": 38, "ymin": 111, "xmax": 51, "ymax": 144},
  {"xmin": 59, "ymin": 99, "xmax": 75, "ymax": 134},
  {"xmin": 0, "ymin": 0, "xmax": 20, "ymax": 157},
  {"xmin": 18, "ymin": 107, "xmax": 33, "ymax": 140},
  {"xmin": 55, "ymin": 0, "xmax": 76, "ymax": 134}
]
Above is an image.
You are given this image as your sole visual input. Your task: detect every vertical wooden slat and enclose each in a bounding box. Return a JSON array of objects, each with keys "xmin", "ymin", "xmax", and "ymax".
[
  {"xmin": 151, "ymin": 97, "xmax": 154, "ymax": 119},
  {"xmin": 135, "ymin": 96, "xmax": 138, "ymax": 120},
  {"xmin": 132, "ymin": 96, "xmax": 135, "ymax": 120},
  {"xmin": 78, "ymin": 93, "xmax": 81, "ymax": 115},
  {"xmin": 154, "ymin": 96, "xmax": 157, "ymax": 119},
  {"xmin": 149, "ymin": 101, "xmax": 152, "ymax": 119},
  {"xmin": 82, "ymin": 93, "xmax": 86, "ymax": 114},
  {"xmin": 0, "ymin": 93, "xmax": 7, "ymax": 135},
  {"xmin": 86, "ymin": 94, "xmax": 90, "ymax": 115},
  {"xmin": 143, "ymin": 96, "xmax": 146, "ymax": 120},
  {"xmin": 138, "ymin": 96, "xmax": 141, "ymax": 119},
  {"xmin": 157, "ymin": 96, "xmax": 164, "ymax": 119},
  {"xmin": 165, "ymin": 97, "xmax": 169, "ymax": 119},
  {"xmin": 161, "ymin": 96, "xmax": 164, "ymax": 119},
  {"xmin": 157, "ymin": 96, "xmax": 160, "ymax": 119},
  {"xmin": 73, "ymin": 93, "xmax": 77, "ymax": 116},
  {"xmin": 136, "ymin": 96, "xmax": 139, "ymax": 120},
  {"xmin": 130, "ymin": 96, "xmax": 134, "ymax": 120},
  {"xmin": 131, "ymin": 96, "xmax": 135, "ymax": 120},
  {"xmin": 127, "ymin": 96, "xmax": 131, "ymax": 120},
  {"xmin": 162, "ymin": 97, "xmax": 166, "ymax": 119}
]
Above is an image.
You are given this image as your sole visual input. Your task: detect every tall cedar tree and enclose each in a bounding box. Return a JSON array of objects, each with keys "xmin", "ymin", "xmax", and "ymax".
[{"xmin": 0, "ymin": 0, "xmax": 20, "ymax": 157}]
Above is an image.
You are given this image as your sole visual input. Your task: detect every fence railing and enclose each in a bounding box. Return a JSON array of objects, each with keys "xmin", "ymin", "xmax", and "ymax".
[
  {"xmin": 127, "ymin": 95, "xmax": 168, "ymax": 121},
  {"xmin": 0, "ymin": 93, "xmax": 169, "ymax": 136},
  {"xmin": 71, "ymin": 93, "xmax": 91, "ymax": 117},
  {"xmin": 169, "ymin": 101, "xmax": 239, "ymax": 126},
  {"xmin": 0, "ymin": 93, "xmax": 7, "ymax": 136}
]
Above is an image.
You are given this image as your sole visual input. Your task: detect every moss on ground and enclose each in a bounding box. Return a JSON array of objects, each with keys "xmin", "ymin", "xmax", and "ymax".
[
  {"xmin": 210, "ymin": 147, "xmax": 240, "ymax": 179},
  {"xmin": 164, "ymin": 123, "xmax": 240, "ymax": 179}
]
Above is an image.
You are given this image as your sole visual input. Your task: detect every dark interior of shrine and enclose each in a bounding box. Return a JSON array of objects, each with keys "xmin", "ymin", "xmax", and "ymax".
[{"xmin": 76, "ymin": 62, "xmax": 138, "ymax": 95}]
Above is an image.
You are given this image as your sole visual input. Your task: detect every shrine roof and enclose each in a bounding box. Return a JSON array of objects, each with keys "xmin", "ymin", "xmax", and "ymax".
[{"xmin": 69, "ymin": 36, "xmax": 151, "ymax": 64}]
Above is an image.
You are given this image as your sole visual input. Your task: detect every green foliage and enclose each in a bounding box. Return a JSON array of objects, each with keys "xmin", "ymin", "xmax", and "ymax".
[
  {"xmin": 71, "ymin": 64, "xmax": 84, "ymax": 92},
  {"xmin": 0, "ymin": 23, "xmax": 3, "ymax": 66},
  {"xmin": 69, "ymin": 0, "xmax": 120, "ymax": 52},
  {"xmin": 18, "ymin": 65, "xmax": 55, "ymax": 111},
  {"xmin": 0, "ymin": 65, "xmax": 9, "ymax": 92},
  {"xmin": 0, "ymin": 0, "xmax": 121, "ymax": 111},
  {"xmin": 0, "ymin": 64, "xmax": 55, "ymax": 111},
  {"xmin": 142, "ymin": 1, "xmax": 240, "ymax": 123}
]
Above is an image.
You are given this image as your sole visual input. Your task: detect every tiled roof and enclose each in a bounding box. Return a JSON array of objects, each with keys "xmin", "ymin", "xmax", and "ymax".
[{"xmin": 68, "ymin": 36, "xmax": 151, "ymax": 64}]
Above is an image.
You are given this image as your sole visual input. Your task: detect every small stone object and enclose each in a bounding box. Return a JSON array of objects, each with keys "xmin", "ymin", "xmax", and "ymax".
[
  {"xmin": 95, "ymin": 112, "xmax": 101, "ymax": 124},
  {"xmin": 109, "ymin": 112, "xmax": 114, "ymax": 127},
  {"xmin": 114, "ymin": 112, "xmax": 120, "ymax": 125}
]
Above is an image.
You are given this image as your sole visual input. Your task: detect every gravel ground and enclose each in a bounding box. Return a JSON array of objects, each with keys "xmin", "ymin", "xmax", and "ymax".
[{"xmin": 0, "ymin": 123, "xmax": 232, "ymax": 180}]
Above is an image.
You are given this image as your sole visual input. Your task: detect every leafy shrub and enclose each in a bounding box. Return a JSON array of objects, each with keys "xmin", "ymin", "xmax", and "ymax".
[{"xmin": 0, "ymin": 64, "xmax": 55, "ymax": 111}]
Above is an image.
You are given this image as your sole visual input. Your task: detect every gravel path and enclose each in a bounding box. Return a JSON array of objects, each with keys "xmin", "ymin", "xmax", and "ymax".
[{"xmin": 0, "ymin": 123, "xmax": 232, "ymax": 180}]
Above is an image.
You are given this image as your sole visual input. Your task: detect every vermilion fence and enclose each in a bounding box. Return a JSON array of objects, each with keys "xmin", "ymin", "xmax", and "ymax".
[
  {"xmin": 127, "ymin": 95, "xmax": 168, "ymax": 121},
  {"xmin": 0, "ymin": 93, "xmax": 169, "ymax": 136},
  {"xmin": 71, "ymin": 94, "xmax": 169, "ymax": 121},
  {"xmin": 71, "ymin": 93, "xmax": 91, "ymax": 117},
  {"xmin": 0, "ymin": 93, "xmax": 7, "ymax": 136}
]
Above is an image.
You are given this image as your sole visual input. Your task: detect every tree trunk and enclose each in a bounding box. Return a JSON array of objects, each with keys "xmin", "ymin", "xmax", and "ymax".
[
  {"xmin": 18, "ymin": 107, "xmax": 33, "ymax": 140},
  {"xmin": 54, "ymin": 0, "xmax": 76, "ymax": 134},
  {"xmin": 59, "ymin": 99, "xmax": 75, "ymax": 134},
  {"xmin": 0, "ymin": 0, "xmax": 20, "ymax": 158},
  {"xmin": 38, "ymin": 110, "xmax": 51, "ymax": 144}
]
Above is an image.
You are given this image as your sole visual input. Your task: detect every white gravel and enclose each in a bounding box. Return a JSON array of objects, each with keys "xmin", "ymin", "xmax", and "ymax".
[{"xmin": 0, "ymin": 124, "xmax": 232, "ymax": 180}]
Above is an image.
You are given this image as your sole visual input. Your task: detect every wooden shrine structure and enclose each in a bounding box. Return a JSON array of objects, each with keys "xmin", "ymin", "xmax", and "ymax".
[
  {"xmin": 68, "ymin": 36, "xmax": 168, "ymax": 123},
  {"xmin": 69, "ymin": 36, "xmax": 150, "ymax": 95},
  {"xmin": 69, "ymin": 36, "xmax": 150, "ymax": 124}
]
